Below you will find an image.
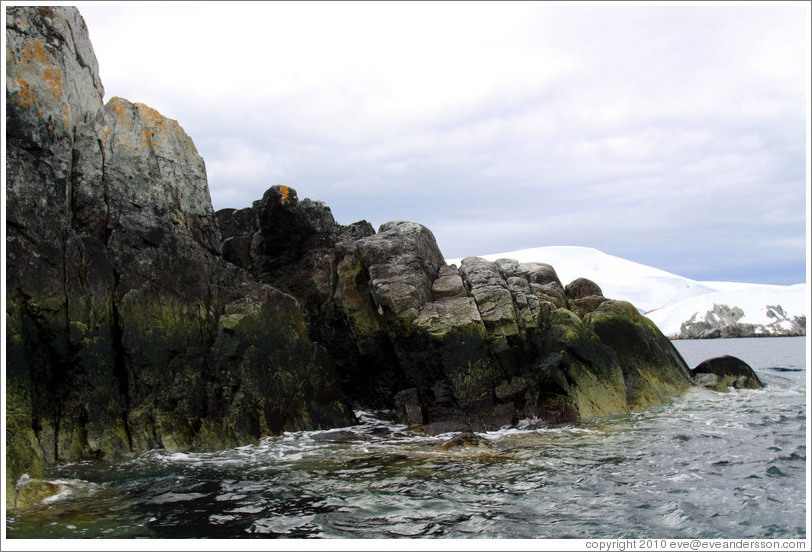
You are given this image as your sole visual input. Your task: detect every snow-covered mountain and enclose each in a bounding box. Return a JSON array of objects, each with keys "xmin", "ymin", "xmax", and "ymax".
[{"xmin": 447, "ymin": 246, "xmax": 808, "ymax": 339}]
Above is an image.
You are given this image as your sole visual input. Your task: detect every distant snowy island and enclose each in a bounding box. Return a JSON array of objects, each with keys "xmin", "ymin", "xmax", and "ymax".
[{"xmin": 448, "ymin": 246, "xmax": 807, "ymax": 339}]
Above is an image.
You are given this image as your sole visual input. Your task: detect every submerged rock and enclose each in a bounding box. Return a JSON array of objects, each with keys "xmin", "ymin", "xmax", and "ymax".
[
  {"xmin": 439, "ymin": 431, "xmax": 493, "ymax": 451},
  {"xmin": 691, "ymin": 356, "xmax": 764, "ymax": 392},
  {"xmin": 13, "ymin": 477, "xmax": 61, "ymax": 509}
]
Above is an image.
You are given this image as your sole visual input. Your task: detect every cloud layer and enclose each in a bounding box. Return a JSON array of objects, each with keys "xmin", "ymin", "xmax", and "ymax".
[{"xmin": 79, "ymin": 2, "xmax": 808, "ymax": 284}]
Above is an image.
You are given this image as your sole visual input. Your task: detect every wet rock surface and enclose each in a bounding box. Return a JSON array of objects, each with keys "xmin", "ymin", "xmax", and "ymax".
[
  {"xmin": 691, "ymin": 356, "xmax": 764, "ymax": 392},
  {"xmin": 439, "ymin": 431, "xmax": 493, "ymax": 451}
]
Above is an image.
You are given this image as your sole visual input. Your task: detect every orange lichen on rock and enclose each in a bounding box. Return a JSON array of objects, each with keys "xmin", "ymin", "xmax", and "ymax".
[
  {"xmin": 106, "ymin": 98, "xmax": 134, "ymax": 137},
  {"xmin": 105, "ymin": 99, "xmax": 136, "ymax": 150},
  {"xmin": 134, "ymin": 102, "xmax": 181, "ymax": 150},
  {"xmin": 10, "ymin": 78, "xmax": 37, "ymax": 109},
  {"xmin": 136, "ymin": 103, "xmax": 164, "ymax": 126},
  {"xmin": 279, "ymin": 185, "xmax": 294, "ymax": 205},
  {"xmin": 61, "ymin": 105, "xmax": 70, "ymax": 129},
  {"xmin": 107, "ymin": 97, "xmax": 129, "ymax": 119},
  {"xmin": 42, "ymin": 67, "xmax": 64, "ymax": 99},
  {"xmin": 8, "ymin": 41, "xmax": 54, "ymax": 114},
  {"xmin": 22, "ymin": 40, "xmax": 50, "ymax": 65}
]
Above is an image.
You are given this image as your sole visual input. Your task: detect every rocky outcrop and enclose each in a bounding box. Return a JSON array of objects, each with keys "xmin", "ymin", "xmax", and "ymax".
[
  {"xmin": 6, "ymin": 6, "xmax": 355, "ymax": 508},
  {"xmin": 691, "ymin": 356, "xmax": 764, "ymax": 392},
  {"xmin": 8, "ymin": 5, "xmax": 739, "ymax": 513},
  {"xmin": 677, "ymin": 303, "xmax": 805, "ymax": 339},
  {"xmin": 220, "ymin": 186, "xmax": 695, "ymax": 435}
]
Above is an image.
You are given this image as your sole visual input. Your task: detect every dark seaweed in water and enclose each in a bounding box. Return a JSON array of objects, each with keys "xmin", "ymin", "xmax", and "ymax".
[{"xmin": 6, "ymin": 337, "xmax": 807, "ymax": 539}]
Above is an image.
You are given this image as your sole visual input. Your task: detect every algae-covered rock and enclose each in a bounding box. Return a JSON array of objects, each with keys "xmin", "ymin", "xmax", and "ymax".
[
  {"xmin": 227, "ymin": 181, "xmax": 699, "ymax": 433},
  {"xmin": 584, "ymin": 300, "xmax": 693, "ymax": 410},
  {"xmin": 7, "ymin": 6, "xmax": 709, "ymax": 511},
  {"xmin": 14, "ymin": 478, "xmax": 61, "ymax": 509}
]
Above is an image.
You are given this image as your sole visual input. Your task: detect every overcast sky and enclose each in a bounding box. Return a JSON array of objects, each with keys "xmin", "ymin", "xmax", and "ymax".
[{"xmin": 77, "ymin": 2, "xmax": 809, "ymax": 285}]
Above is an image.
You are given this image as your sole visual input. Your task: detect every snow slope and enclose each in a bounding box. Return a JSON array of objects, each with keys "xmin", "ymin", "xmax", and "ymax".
[{"xmin": 447, "ymin": 246, "xmax": 808, "ymax": 338}]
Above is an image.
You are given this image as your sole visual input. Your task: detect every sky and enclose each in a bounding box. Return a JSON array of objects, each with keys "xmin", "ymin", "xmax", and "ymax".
[{"xmin": 74, "ymin": 1, "xmax": 809, "ymax": 285}]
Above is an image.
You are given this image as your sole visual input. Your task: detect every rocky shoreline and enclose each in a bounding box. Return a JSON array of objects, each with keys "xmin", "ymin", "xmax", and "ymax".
[{"xmin": 5, "ymin": 6, "xmax": 763, "ymax": 510}]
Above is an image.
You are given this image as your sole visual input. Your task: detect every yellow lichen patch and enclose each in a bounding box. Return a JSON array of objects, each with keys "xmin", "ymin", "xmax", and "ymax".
[
  {"xmin": 115, "ymin": 132, "xmax": 137, "ymax": 150},
  {"xmin": 183, "ymin": 135, "xmax": 199, "ymax": 155},
  {"xmin": 279, "ymin": 185, "xmax": 293, "ymax": 205},
  {"xmin": 141, "ymin": 129, "xmax": 159, "ymax": 150},
  {"xmin": 108, "ymin": 97, "xmax": 130, "ymax": 116},
  {"xmin": 140, "ymin": 124, "xmax": 170, "ymax": 150},
  {"xmin": 133, "ymin": 103, "xmax": 181, "ymax": 149}
]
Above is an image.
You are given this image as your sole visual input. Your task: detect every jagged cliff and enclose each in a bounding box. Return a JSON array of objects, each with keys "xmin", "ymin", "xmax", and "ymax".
[{"xmin": 7, "ymin": 6, "xmax": 743, "ymax": 511}]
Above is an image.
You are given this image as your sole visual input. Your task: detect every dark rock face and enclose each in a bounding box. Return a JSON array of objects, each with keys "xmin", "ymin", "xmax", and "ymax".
[
  {"xmin": 5, "ymin": 6, "xmax": 355, "ymax": 508},
  {"xmin": 691, "ymin": 356, "xmax": 764, "ymax": 392}
]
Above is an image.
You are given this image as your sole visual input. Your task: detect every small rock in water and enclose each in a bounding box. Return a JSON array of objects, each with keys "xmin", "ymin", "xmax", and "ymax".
[
  {"xmin": 439, "ymin": 430, "xmax": 492, "ymax": 451},
  {"xmin": 15, "ymin": 478, "xmax": 61, "ymax": 508},
  {"xmin": 691, "ymin": 355, "xmax": 764, "ymax": 392}
]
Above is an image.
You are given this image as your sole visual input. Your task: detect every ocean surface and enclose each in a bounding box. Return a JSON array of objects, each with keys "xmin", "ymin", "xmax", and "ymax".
[{"xmin": 6, "ymin": 337, "xmax": 808, "ymax": 540}]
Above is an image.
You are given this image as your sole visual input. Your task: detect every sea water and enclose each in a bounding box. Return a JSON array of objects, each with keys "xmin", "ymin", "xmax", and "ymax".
[{"xmin": 5, "ymin": 337, "xmax": 807, "ymax": 539}]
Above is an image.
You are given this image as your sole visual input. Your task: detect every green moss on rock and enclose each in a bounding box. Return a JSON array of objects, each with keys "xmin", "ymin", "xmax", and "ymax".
[{"xmin": 584, "ymin": 300, "xmax": 693, "ymax": 410}]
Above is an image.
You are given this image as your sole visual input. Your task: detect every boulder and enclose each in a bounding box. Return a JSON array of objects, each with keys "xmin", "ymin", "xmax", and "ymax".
[
  {"xmin": 357, "ymin": 221, "xmax": 446, "ymax": 323},
  {"xmin": 459, "ymin": 257, "xmax": 520, "ymax": 337},
  {"xmin": 691, "ymin": 356, "xmax": 764, "ymax": 392},
  {"xmin": 565, "ymin": 277, "xmax": 609, "ymax": 318},
  {"xmin": 393, "ymin": 388, "xmax": 426, "ymax": 427},
  {"xmin": 565, "ymin": 277, "xmax": 604, "ymax": 300}
]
